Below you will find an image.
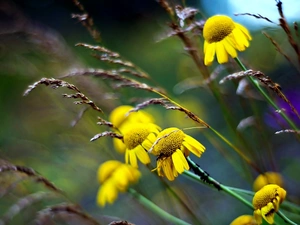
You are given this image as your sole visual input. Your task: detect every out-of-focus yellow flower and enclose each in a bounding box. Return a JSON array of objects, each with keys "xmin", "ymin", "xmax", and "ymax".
[
  {"xmin": 203, "ymin": 15, "xmax": 251, "ymax": 66},
  {"xmin": 123, "ymin": 123, "xmax": 161, "ymax": 168},
  {"xmin": 96, "ymin": 160, "xmax": 141, "ymax": 207},
  {"xmin": 109, "ymin": 105, "xmax": 154, "ymax": 153},
  {"xmin": 149, "ymin": 127, "xmax": 205, "ymax": 181},
  {"xmin": 253, "ymin": 172, "xmax": 284, "ymax": 192},
  {"xmin": 230, "ymin": 215, "xmax": 257, "ymax": 225},
  {"xmin": 109, "ymin": 105, "xmax": 154, "ymax": 130},
  {"xmin": 253, "ymin": 184, "xmax": 286, "ymax": 224}
]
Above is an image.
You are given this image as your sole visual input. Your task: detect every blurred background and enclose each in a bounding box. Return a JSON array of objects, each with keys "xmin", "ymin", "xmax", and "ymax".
[{"xmin": 0, "ymin": 0, "xmax": 300, "ymax": 224}]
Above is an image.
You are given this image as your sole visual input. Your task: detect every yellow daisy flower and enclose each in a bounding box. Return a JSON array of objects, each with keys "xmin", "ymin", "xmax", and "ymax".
[
  {"xmin": 150, "ymin": 127, "xmax": 205, "ymax": 181},
  {"xmin": 109, "ymin": 105, "xmax": 154, "ymax": 130},
  {"xmin": 203, "ymin": 15, "xmax": 252, "ymax": 66},
  {"xmin": 109, "ymin": 105, "xmax": 154, "ymax": 153},
  {"xmin": 123, "ymin": 123, "xmax": 161, "ymax": 168},
  {"xmin": 253, "ymin": 172, "xmax": 284, "ymax": 192},
  {"xmin": 252, "ymin": 184, "xmax": 286, "ymax": 224},
  {"xmin": 230, "ymin": 215, "xmax": 257, "ymax": 225},
  {"xmin": 96, "ymin": 160, "xmax": 141, "ymax": 207}
]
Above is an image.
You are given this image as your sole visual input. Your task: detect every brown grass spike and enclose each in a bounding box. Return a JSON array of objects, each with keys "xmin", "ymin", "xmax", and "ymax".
[
  {"xmin": 24, "ymin": 78, "xmax": 103, "ymax": 114},
  {"xmin": 263, "ymin": 31, "xmax": 292, "ymax": 63},
  {"xmin": 276, "ymin": 0, "xmax": 300, "ymax": 65},
  {"xmin": 0, "ymin": 165, "xmax": 63, "ymax": 194},
  {"xmin": 90, "ymin": 131, "xmax": 123, "ymax": 142},
  {"xmin": 220, "ymin": 70, "xmax": 300, "ymax": 120},
  {"xmin": 35, "ymin": 203, "xmax": 102, "ymax": 225},
  {"xmin": 0, "ymin": 192, "xmax": 57, "ymax": 225},
  {"xmin": 72, "ymin": 0, "xmax": 101, "ymax": 42}
]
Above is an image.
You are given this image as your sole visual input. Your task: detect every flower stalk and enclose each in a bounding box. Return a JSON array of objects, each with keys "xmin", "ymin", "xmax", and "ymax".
[{"xmin": 128, "ymin": 188, "xmax": 192, "ymax": 225}]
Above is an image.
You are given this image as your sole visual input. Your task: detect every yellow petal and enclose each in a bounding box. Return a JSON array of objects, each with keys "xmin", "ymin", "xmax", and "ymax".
[
  {"xmin": 223, "ymin": 38, "xmax": 238, "ymax": 58},
  {"xmin": 235, "ymin": 23, "xmax": 252, "ymax": 40},
  {"xmin": 97, "ymin": 160, "xmax": 121, "ymax": 183},
  {"xmin": 129, "ymin": 149, "xmax": 138, "ymax": 168},
  {"xmin": 97, "ymin": 181, "xmax": 118, "ymax": 207},
  {"xmin": 172, "ymin": 149, "xmax": 189, "ymax": 174},
  {"xmin": 142, "ymin": 133, "xmax": 156, "ymax": 151},
  {"xmin": 183, "ymin": 135, "xmax": 205, "ymax": 157},
  {"xmin": 254, "ymin": 209, "xmax": 263, "ymax": 225},
  {"xmin": 216, "ymin": 41, "xmax": 228, "ymax": 64},
  {"xmin": 125, "ymin": 149, "xmax": 130, "ymax": 164},
  {"xmin": 113, "ymin": 138, "xmax": 126, "ymax": 154},
  {"xmin": 135, "ymin": 145, "xmax": 150, "ymax": 165},
  {"xmin": 261, "ymin": 202, "xmax": 275, "ymax": 224},
  {"xmin": 162, "ymin": 157, "xmax": 175, "ymax": 181},
  {"xmin": 204, "ymin": 42, "xmax": 216, "ymax": 66},
  {"xmin": 231, "ymin": 29, "xmax": 248, "ymax": 51}
]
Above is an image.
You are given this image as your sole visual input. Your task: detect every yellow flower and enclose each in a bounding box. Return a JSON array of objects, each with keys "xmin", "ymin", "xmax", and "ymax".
[
  {"xmin": 109, "ymin": 105, "xmax": 154, "ymax": 130},
  {"xmin": 203, "ymin": 15, "xmax": 251, "ymax": 66},
  {"xmin": 109, "ymin": 105, "xmax": 154, "ymax": 153},
  {"xmin": 253, "ymin": 172, "xmax": 284, "ymax": 192},
  {"xmin": 123, "ymin": 123, "xmax": 161, "ymax": 168},
  {"xmin": 230, "ymin": 215, "xmax": 257, "ymax": 225},
  {"xmin": 253, "ymin": 184, "xmax": 286, "ymax": 224},
  {"xmin": 96, "ymin": 160, "xmax": 141, "ymax": 207},
  {"xmin": 150, "ymin": 127, "xmax": 205, "ymax": 181}
]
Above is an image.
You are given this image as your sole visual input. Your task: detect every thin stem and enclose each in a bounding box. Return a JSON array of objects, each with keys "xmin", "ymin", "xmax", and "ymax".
[
  {"xmin": 183, "ymin": 158, "xmax": 253, "ymax": 210},
  {"xmin": 152, "ymin": 89, "xmax": 261, "ymax": 173},
  {"xmin": 128, "ymin": 188, "xmax": 192, "ymax": 225},
  {"xmin": 209, "ymin": 126, "xmax": 262, "ymax": 174},
  {"xmin": 234, "ymin": 57, "xmax": 298, "ymax": 130},
  {"xmin": 185, "ymin": 157, "xmax": 299, "ymax": 225},
  {"xmin": 277, "ymin": 210, "xmax": 298, "ymax": 225}
]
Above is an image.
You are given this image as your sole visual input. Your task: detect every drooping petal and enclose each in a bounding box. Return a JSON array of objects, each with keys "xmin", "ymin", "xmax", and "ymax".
[
  {"xmin": 97, "ymin": 160, "xmax": 122, "ymax": 183},
  {"xmin": 172, "ymin": 149, "xmax": 189, "ymax": 174},
  {"xmin": 204, "ymin": 42, "xmax": 216, "ymax": 66},
  {"xmin": 183, "ymin": 135, "xmax": 205, "ymax": 157},
  {"xmin": 97, "ymin": 181, "xmax": 118, "ymax": 207},
  {"xmin": 261, "ymin": 203, "xmax": 275, "ymax": 224},
  {"xmin": 142, "ymin": 133, "xmax": 157, "ymax": 152},
  {"xmin": 223, "ymin": 38, "xmax": 238, "ymax": 58},
  {"xmin": 216, "ymin": 41, "xmax": 228, "ymax": 64},
  {"xmin": 231, "ymin": 29, "xmax": 247, "ymax": 51},
  {"xmin": 113, "ymin": 138, "xmax": 126, "ymax": 154},
  {"xmin": 253, "ymin": 209, "xmax": 263, "ymax": 225},
  {"xmin": 235, "ymin": 23, "xmax": 252, "ymax": 40},
  {"xmin": 135, "ymin": 145, "xmax": 150, "ymax": 165},
  {"xmin": 162, "ymin": 157, "xmax": 175, "ymax": 181},
  {"xmin": 129, "ymin": 149, "xmax": 138, "ymax": 168}
]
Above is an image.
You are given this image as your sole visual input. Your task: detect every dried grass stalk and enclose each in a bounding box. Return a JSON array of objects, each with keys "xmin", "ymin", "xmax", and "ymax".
[
  {"xmin": 72, "ymin": 0, "xmax": 101, "ymax": 42},
  {"xmin": 234, "ymin": 13, "xmax": 275, "ymax": 24},
  {"xmin": 0, "ymin": 192, "xmax": 57, "ymax": 225},
  {"xmin": 24, "ymin": 78, "xmax": 103, "ymax": 114},
  {"xmin": 220, "ymin": 70, "xmax": 300, "ymax": 119},
  {"xmin": 90, "ymin": 131, "xmax": 123, "ymax": 142},
  {"xmin": 0, "ymin": 164, "xmax": 63, "ymax": 194},
  {"xmin": 35, "ymin": 203, "xmax": 101, "ymax": 225},
  {"xmin": 276, "ymin": 0, "xmax": 300, "ymax": 65},
  {"xmin": 275, "ymin": 129, "xmax": 300, "ymax": 134},
  {"xmin": 263, "ymin": 32, "xmax": 291, "ymax": 63}
]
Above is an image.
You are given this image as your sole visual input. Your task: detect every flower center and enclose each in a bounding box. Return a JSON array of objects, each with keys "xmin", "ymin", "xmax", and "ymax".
[
  {"xmin": 203, "ymin": 15, "xmax": 235, "ymax": 43},
  {"xmin": 153, "ymin": 128, "xmax": 185, "ymax": 157},
  {"xmin": 123, "ymin": 126, "xmax": 149, "ymax": 150}
]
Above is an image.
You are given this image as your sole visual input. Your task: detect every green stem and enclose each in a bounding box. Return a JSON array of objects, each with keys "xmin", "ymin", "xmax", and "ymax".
[
  {"xmin": 185, "ymin": 157, "xmax": 253, "ymax": 210},
  {"xmin": 277, "ymin": 210, "xmax": 298, "ymax": 225},
  {"xmin": 128, "ymin": 188, "xmax": 192, "ymax": 225},
  {"xmin": 185, "ymin": 157, "xmax": 299, "ymax": 225},
  {"xmin": 209, "ymin": 126, "xmax": 262, "ymax": 174},
  {"xmin": 234, "ymin": 57, "xmax": 298, "ymax": 130}
]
